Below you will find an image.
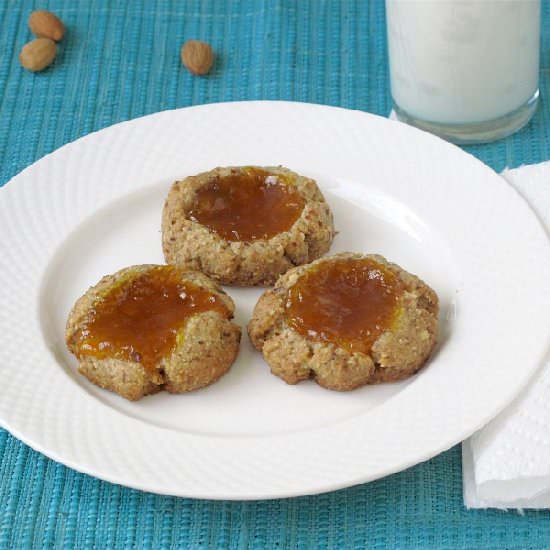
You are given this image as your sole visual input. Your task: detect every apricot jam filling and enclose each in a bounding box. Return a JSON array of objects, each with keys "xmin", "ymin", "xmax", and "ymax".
[
  {"xmin": 186, "ymin": 167, "xmax": 305, "ymax": 242},
  {"xmin": 285, "ymin": 258, "xmax": 404, "ymax": 354},
  {"xmin": 71, "ymin": 266, "xmax": 230, "ymax": 372}
]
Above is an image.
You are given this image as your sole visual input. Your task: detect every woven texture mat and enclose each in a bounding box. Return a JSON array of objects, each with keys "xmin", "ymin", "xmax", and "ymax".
[{"xmin": 1, "ymin": 1, "xmax": 550, "ymax": 547}]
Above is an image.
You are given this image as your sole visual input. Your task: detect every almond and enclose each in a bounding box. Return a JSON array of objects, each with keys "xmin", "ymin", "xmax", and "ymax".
[
  {"xmin": 181, "ymin": 40, "xmax": 214, "ymax": 75},
  {"xmin": 29, "ymin": 10, "xmax": 64, "ymax": 42},
  {"xmin": 19, "ymin": 38, "xmax": 57, "ymax": 72}
]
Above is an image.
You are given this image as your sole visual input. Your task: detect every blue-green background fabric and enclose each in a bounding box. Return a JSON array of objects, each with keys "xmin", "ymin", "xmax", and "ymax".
[{"xmin": 1, "ymin": 0, "xmax": 549, "ymax": 547}]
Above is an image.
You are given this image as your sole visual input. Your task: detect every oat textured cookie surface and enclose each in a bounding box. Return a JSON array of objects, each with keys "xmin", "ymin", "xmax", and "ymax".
[
  {"xmin": 66, "ymin": 264, "xmax": 241, "ymax": 401},
  {"xmin": 248, "ymin": 252, "xmax": 439, "ymax": 390},
  {"xmin": 162, "ymin": 166, "xmax": 335, "ymax": 286}
]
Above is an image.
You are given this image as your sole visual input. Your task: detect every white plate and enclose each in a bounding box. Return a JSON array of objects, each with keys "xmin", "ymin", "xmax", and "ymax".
[{"xmin": 1, "ymin": 101, "xmax": 549, "ymax": 500}]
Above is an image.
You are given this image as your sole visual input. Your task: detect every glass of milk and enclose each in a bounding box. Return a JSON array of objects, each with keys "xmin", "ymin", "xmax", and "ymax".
[{"xmin": 386, "ymin": 0, "xmax": 540, "ymax": 144}]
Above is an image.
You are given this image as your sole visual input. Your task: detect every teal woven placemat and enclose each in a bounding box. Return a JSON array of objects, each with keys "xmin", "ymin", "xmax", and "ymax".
[{"xmin": 1, "ymin": 1, "xmax": 550, "ymax": 547}]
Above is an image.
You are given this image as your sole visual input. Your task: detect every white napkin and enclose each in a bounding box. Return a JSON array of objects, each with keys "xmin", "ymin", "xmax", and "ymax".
[{"xmin": 463, "ymin": 161, "xmax": 550, "ymax": 509}]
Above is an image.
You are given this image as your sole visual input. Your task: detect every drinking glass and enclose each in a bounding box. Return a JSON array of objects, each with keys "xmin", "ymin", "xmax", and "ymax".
[{"xmin": 386, "ymin": 0, "xmax": 540, "ymax": 144}]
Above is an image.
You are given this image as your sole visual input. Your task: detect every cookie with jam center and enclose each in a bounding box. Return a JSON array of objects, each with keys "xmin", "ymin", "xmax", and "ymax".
[
  {"xmin": 248, "ymin": 252, "xmax": 439, "ymax": 390},
  {"xmin": 162, "ymin": 166, "xmax": 335, "ymax": 286},
  {"xmin": 66, "ymin": 264, "xmax": 241, "ymax": 401}
]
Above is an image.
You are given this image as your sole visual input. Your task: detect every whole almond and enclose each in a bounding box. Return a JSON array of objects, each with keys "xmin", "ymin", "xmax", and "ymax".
[
  {"xmin": 19, "ymin": 38, "xmax": 57, "ymax": 72},
  {"xmin": 181, "ymin": 40, "xmax": 214, "ymax": 75},
  {"xmin": 29, "ymin": 10, "xmax": 64, "ymax": 42}
]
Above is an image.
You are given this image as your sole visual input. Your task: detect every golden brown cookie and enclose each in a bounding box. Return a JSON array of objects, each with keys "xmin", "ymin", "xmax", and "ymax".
[
  {"xmin": 66, "ymin": 264, "xmax": 241, "ymax": 401},
  {"xmin": 162, "ymin": 166, "xmax": 335, "ymax": 286},
  {"xmin": 248, "ymin": 252, "xmax": 438, "ymax": 390}
]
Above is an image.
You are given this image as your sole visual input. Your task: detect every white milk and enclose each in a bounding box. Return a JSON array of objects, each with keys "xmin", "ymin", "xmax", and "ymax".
[{"xmin": 386, "ymin": 0, "xmax": 540, "ymax": 124}]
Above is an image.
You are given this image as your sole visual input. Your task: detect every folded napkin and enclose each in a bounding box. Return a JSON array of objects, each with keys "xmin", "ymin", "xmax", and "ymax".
[{"xmin": 463, "ymin": 161, "xmax": 550, "ymax": 509}]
